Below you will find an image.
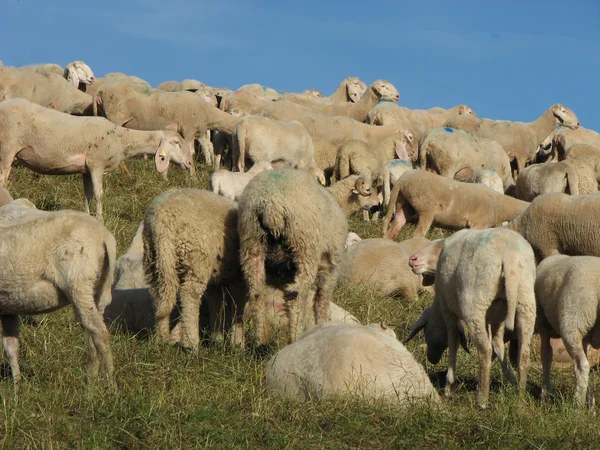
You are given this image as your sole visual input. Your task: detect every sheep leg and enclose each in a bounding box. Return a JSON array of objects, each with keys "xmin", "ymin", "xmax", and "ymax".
[
  {"xmin": 414, "ymin": 212, "xmax": 434, "ymax": 238},
  {"xmin": 444, "ymin": 313, "xmax": 460, "ymax": 398},
  {"xmin": 516, "ymin": 305, "xmax": 534, "ymax": 398},
  {"xmin": 313, "ymin": 255, "xmax": 336, "ymax": 325},
  {"xmin": 82, "ymin": 173, "xmax": 93, "ymax": 215},
  {"xmin": 244, "ymin": 246, "xmax": 269, "ymax": 345},
  {"xmin": 362, "ymin": 209, "xmax": 371, "ymax": 222},
  {"xmin": 385, "ymin": 204, "xmax": 410, "ymax": 240},
  {"xmin": 178, "ymin": 277, "xmax": 205, "ymax": 352},
  {"xmin": 540, "ymin": 333, "xmax": 554, "ymax": 400},
  {"xmin": 119, "ymin": 161, "xmax": 133, "ymax": 179},
  {"xmin": 472, "ymin": 321, "xmax": 493, "ymax": 409},
  {"xmin": 1, "ymin": 314, "xmax": 21, "ymax": 385},
  {"xmin": 85, "ymin": 169, "xmax": 105, "ymax": 221},
  {"xmin": 286, "ymin": 258, "xmax": 319, "ymax": 344},
  {"xmin": 563, "ymin": 337, "xmax": 592, "ymax": 408},
  {"xmin": 491, "ymin": 322, "xmax": 517, "ymax": 385}
]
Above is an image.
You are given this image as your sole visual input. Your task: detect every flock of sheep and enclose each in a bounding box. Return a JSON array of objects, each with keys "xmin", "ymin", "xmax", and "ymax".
[{"xmin": 1, "ymin": 58, "xmax": 600, "ymax": 411}]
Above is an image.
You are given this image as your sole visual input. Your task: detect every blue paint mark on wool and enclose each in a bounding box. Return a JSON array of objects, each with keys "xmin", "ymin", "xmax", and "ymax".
[
  {"xmin": 444, "ymin": 127, "xmax": 454, "ymax": 133},
  {"xmin": 389, "ymin": 159, "xmax": 412, "ymax": 167}
]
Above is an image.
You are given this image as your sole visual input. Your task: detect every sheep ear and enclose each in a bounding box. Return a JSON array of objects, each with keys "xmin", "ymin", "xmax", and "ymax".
[
  {"xmin": 165, "ymin": 122, "xmax": 180, "ymax": 133},
  {"xmin": 155, "ymin": 140, "xmax": 171, "ymax": 174},
  {"xmin": 457, "ymin": 321, "xmax": 470, "ymax": 354},
  {"xmin": 380, "ymin": 321, "xmax": 388, "ymax": 330},
  {"xmin": 352, "ymin": 189, "xmax": 359, "ymax": 195},
  {"xmin": 64, "ymin": 68, "xmax": 79, "ymax": 87},
  {"xmin": 404, "ymin": 309, "xmax": 430, "ymax": 344},
  {"xmin": 394, "ymin": 140, "xmax": 409, "ymax": 160}
]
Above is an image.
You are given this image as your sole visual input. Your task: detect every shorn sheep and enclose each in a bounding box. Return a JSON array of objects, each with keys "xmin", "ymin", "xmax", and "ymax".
[
  {"xmin": 210, "ymin": 160, "xmax": 273, "ymax": 201},
  {"xmin": 238, "ymin": 168, "xmax": 348, "ymax": 344},
  {"xmin": 0, "ymin": 98, "xmax": 194, "ymax": 220},
  {"xmin": 0, "ymin": 202, "xmax": 116, "ymax": 386},
  {"xmin": 405, "ymin": 228, "xmax": 537, "ymax": 408},
  {"xmin": 264, "ymin": 322, "xmax": 441, "ymax": 406},
  {"xmin": 143, "ymin": 189, "xmax": 245, "ymax": 351},
  {"xmin": 535, "ymin": 255, "xmax": 600, "ymax": 407}
]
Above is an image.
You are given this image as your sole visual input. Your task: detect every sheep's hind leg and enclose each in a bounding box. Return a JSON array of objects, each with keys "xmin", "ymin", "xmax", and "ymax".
[
  {"xmin": 1, "ymin": 314, "xmax": 21, "ymax": 386},
  {"xmin": 244, "ymin": 246, "xmax": 269, "ymax": 345},
  {"xmin": 539, "ymin": 332, "xmax": 554, "ymax": 400},
  {"xmin": 563, "ymin": 336, "xmax": 591, "ymax": 408},
  {"xmin": 491, "ymin": 322, "xmax": 517, "ymax": 385},
  {"xmin": 312, "ymin": 254, "xmax": 337, "ymax": 325},
  {"xmin": 286, "ymin": 257, "xmax": 319, "ymax": 344},
  {"xmin": 469, "ymin": 320, "xmax": 492, "ymax": 409},
  {"xmin": 178, "ymin": 277, "xmax": 205, "ymax": 352},
  {"xmin": 414, "ymin": 212, "xmax": 434, "ymax": 238}
]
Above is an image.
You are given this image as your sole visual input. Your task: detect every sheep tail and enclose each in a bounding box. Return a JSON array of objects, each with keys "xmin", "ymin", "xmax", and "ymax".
[
  {"xmin": 334, "ymin": 146, "xmax": 351, "ymax": 180},
  {"xmin": 502, "ymin": 258, "xmax": 519, "ymax": 332},
  {"xmin": 565, "ymin": 164, "xmax": 579, "ymax": 195},
  {"xmin": 96, "ymin": 237, "xmax": 117, "ymax": 315}
]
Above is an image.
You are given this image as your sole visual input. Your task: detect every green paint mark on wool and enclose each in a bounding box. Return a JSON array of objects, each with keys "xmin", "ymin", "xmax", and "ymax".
[{"xmin": 268, "ymin": 171, "xmax": 286, "ymax": 181}]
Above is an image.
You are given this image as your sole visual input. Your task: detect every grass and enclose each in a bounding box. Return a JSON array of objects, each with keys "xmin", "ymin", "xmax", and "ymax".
[{"xmin": 3, "ymin": 160, "xmax": 600, "ymax": 449}]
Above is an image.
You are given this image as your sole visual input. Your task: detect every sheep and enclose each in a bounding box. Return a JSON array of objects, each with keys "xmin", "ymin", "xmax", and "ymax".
[
  {"xmin": 563, "ymin": 143, "xmax": 600, "ymax": 194},
  {"xmin": 405, "ymin": 228, "xmax": 536, "ymax": 408},
  {"xmin": 301, "ymin": 89, "xmax": 324, "ymax": 97},
  {"xmin": 383, "ymin": 170, "xmax": 529, "ymax": 239},
  {"xmin": 514, "ymin": 162, "xmax": 579, "ymax": 201},
  {"xmin": 505, "ymin": 192, "xmax": 600, "ymax": 260},
  {"xmin": 261, "ymin": 100, "xmax": 405, "ymax": 144},
  {"xmin": 279, "ymin": 77, "xmax": 367, "ymax": 105},
  {"xmin": 0, "ymin": 65, "xmax": 94, "ymax": 115},
  {"xmin": 231, "ymin": 116, "xmax": 319, "ymax": 175},
  {"xmin": 534, "ymin": 254, "xmax": 600, "ymax": 407},
  {"xmin": 18, "ymin": 61, "xmax": 95, "ymax": 90},
  {"xmin": 382, "ymin": 159, "xmax": 415, "ymax": 211},
  {"xmin": 0, "ymin": 186, "xmax": 13, "ymax": 206},
  {"xmin": 337, "ymin": 237, "xmax": 433, "ymax": 300},
  {"xmin": 0, "ymin": 98, "xmax": 194, "ymax": 220},
  {"xmin": 220, "ymin": 89, "xmax": 268, "ymax": 115},
  {"xmin": 552, "ymin": 126, "xmax": 600, "ymax": 161},
  {"xmin": 238, "ymin": 168, "xmax": 348, "ymax": 344},
  {"xmin": 344, "ymin": 232, "xmax": 362, "ymax": 249},
  {"xmin": 264, "ymin": 322, "xmax": 441, "ymax": 406},
  {"xmin": 143, "ymin": 189, "xmax": 245, "ymax": 351},
  {"xmin": 238, "ymin": 83, "xmax": 285, "ymax": 101},
  {"xmin": 326, "ymin": 175, "xmax": 381, "ymax": 217},
  {"xmin": 311, "ymin": 137, "xmax": 341, "ymax": 184},
  {"xmin": 465, "ymin": 170, "xmax": 504, "ymax": 194},
  {"xmin": 83, "ymin": 74, "xmax": 150, "ymax": 98},
  {"xmin": 444, "ymin": 104, "xmax": 580, "ymax": 175},
  {"xmin": 418, "ymin": 127, "xmax": 514, "ymax": 191},
  {"xmin": 156, "ymin": 79, "xmax": 205, "ymax": 92},
  {"xmin": 210, "ymin": 160, "xmax": 273, "ymax": 201},
  {"xmin": 0, "ymin": 202, "xmax": 117, "ymax": 385},
  {"xmin": 212, "ymin": 108, "xmax": 249, "ymax": 170}
]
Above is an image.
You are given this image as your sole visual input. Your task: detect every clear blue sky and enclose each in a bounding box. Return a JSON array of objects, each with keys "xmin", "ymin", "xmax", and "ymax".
[{"xmin": 1, "ymin": 0, "xmax": 599, "ymax": 130}]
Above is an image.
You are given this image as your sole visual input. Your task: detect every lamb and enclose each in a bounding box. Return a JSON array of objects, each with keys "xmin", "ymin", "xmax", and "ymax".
[
  {"xmin": 210, "ymin": 160, "xmax": 273, "ymax": 201},
  {"xmin": 505, "ymin": 192, "xmax": 600, "ymax": 260},
  {"xmin": 465, "ymin": 170, "xmax": 504, "ymax": 194},
  {"xmin": 0, "ymin": 202, "xmax": 117, "ymax": 385},
  {"xmin": 405, "ymin": 228, "xmax": 536, "ymax": 408},
  {"xmin": 326, "ymin": 175, "xmax": 381, "ymax": 216},
  {"xmin": 238, "ymin": 168, "xmax": 348, "ymax": 344},
  {"xmin": 418, "ymin": 127, "xmax": 514, "ymax": 190},
  {"xmin": 261, "ymin": 100, "xmax": 404, "ymax": 144},
  {"xmin": 264, "ymin": 322, "xmax": 441, "ymax": 406},
  {"xmin": 444, "ymin": 104, "xmax": 580, "ymax": 174},
  {"xmin": 382, "ymin": 159, "xmax": 415, "ymax": 211},
  {"xmin": 534, "ymin": 254, "xmax": 600, "ymax": 407},
  {"xmin": 515, "ymin": 162, "xmax": 579, "ymax": 201},
  {"xmin": 383, "ymin": 170, "xmax": 529, "ymax": 239},
  {"xmin": 0, "ymin": 65, "xmax": 94, "ymax": 115},
  {"xmin": 337, "ymin": 237, "xmax": 434, "ymax": 300},
  {"xmin": 143, "ymin": 189, "xmax": 245, "ymax": 351},
  {"xmin": 231, "ymin": 116, "xmax": 319, "ymax": 175},
  {"xmin": 0, "ymin": 98, "xmax": 194, "ymax": 220}
]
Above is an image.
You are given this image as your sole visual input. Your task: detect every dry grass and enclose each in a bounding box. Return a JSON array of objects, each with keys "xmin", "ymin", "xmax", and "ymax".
[{"xmin": 2, "ymin": 160, "xmax": 600, "ymax": 449}]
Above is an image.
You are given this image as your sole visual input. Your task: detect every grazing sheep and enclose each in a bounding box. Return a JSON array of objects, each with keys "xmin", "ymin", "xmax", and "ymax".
[
  {"xmin": 465, "ymin": 170, "xmax": 504, "ymax": 194},
  {"xmin": 0, "ymin": 203, "xmax": 117, "ymax": 385},
  {"xmin": 505, "ymin": 192, "xmax": 600, "ymax": 260},
  {"xmin": 382, "ymin": 159, "xmax": 415, "ymax": 211},
  {"xmin": 418, "ymin": 127, "xmax": 514, "ymax": 190},
  {"xmin": 383, "ymin": 170, "xmax": 529, "ymax": 239},
  {"xmin": 444, "ymin": 104, "xmax": 580, "ymax": 174},
  {"xmin": 238, "ymin": 168, "xmax": 348, "ymax": 344},
  {"xmin": 210, "ymin": 160, "xmax": 273, "ymax": 201},
  {"xmin": 0, "ymin": 65, "xmax": 94, "ymax": 115},
  {"xmin": 338, "ymin": 237, "xmax": 433, "ymax": 300},
  {"xmin": 535, "ymin": 254, "xmax": 600, "ymax": 407},
  {"xmin": 264, "ymin": 322, "xmax": 441, "ymax": 406},
  {"xmin": 231, "ymin": 116, "xmax": 319, "ymax": 175},
  {"xmin": 405, "ymin": 228, "xmax": 536, "ymax": 408},
  {"xmin": 143, "ymin": 189, "xmax": 244, "ymax": 351},
  {"xmin": 0, "ymin": 98, "xmax": 194, "ymax": 220},
  {"xmin": 515, "ymin": 162, "xmax": 579, "ymax": 201}
]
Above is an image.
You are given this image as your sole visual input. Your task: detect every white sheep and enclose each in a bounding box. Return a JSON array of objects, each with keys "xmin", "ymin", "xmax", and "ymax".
[
  {"xmin": 515, "ymin": 162, "xmax": 579, "ymax": 201},
  {"xmin": 0, "ymin": 201, "xmax": 116, "ymax": 385},
  {"xmin": 210, "ymin": 160, "xmax": 274, "ymax": 201},
  {"xmin": 465, "ymin": 170, "xmax": 505, "ymax": 194},
  {"xmin": 264, "ymin": 322, "xmax": 441, "ymax": 406},
  {"xmin": 535, "ymin": 254, "xmax": 600, "ymax": 407},
  {"xmin": 405, "ymin": 228, "xmax": 537, "ymax": 408}
]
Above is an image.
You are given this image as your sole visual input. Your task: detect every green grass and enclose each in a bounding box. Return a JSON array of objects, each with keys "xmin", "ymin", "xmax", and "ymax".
[{"xmin": 3, "ymin": 161, "xmax": 600, "ymax": 449}]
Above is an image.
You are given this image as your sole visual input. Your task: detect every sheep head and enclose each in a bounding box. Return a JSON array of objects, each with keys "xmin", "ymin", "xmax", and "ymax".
[
  {"xmin": 344, "ymin": 232, "xmax": 362, "ymax": 249},
  {"xmin": 551, "ymin": 104, "xmax": 579, "ymax": 130},
  {"xmin": 457, "ymin": 105, "xmax": 477, "ymax": 117},
  {"xmin": 195, "ymin": 87, "xmax": 218, "ymax": 107},
  {"xmin": 372, "ymin": 80, "xmax": 400, "ymax": 103},
  {"xmin": 64, "ymin": 61, "xmax": 95, "ymax": 87},
  {"xmin": 345, "ymin": 77, "xmax": 367, "ymax": 103},
  {"xmin": 302, "ymin": 89, "xmax": 324, "ymax": 98},
  {"xmin": 353, "ymin": 176, "xmax": 373, "ymax": 196},
  {"xmin": 409, "ymin": 238, "xmax": 445, "ymax": 287},
  {"xmin": 392, "ymin": 131, "xmax": 417, "ymax": 162},
  {"xmin": 156, "ymin": 130, "xmax": 194, "ymax": 175}
]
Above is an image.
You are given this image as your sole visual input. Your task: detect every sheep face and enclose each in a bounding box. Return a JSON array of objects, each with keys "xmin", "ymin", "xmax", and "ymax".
[
  {"xmin": 155, "ymin": 131, "xmax": 194, "ymax": 174},
  {"xmin": 393, "ymin": 133, "xmax": 417, "ymax": 162},
  {"xmin": 346, "ymin": 77, "xmax": 367, "ymax": 103},
  {"xmin": 372, "ymin": 80, "xmax": 400, "ymax": 103},
  {"xmin": 195, "ymin": 88, "xmax": 218, "ymax": 107},
  {"xmin": 551, "ymin": 104, "xmax": 579, "ymax": 130},
  {"xmin": 408, "ymin": 239, "xmax": 445, "ymax": 276},
  {"xmin": 458, "ymin": 105, "xmax": 477, "ymax": 117},
  {"xmin": 302, "ymin": 89, "xmax": 324, "ymax": 98},
  {"xmin": 65, "ymin": 61, "xmax": 95, "ymax": 87},
  {"xmin": 344, "ymin": 232, "xmax": 362, "ymax": 249}
]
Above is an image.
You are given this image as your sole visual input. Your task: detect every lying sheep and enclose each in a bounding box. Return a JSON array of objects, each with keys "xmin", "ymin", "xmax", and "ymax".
[
  {"xmin": 515, "ymin": 162, "xmax": 579, "ymax": 201},
  {"xmin": 0, "ymin": 98, "xmax": 194, "ymax": 220},
  {"xmin": 264, "ymin": 322, "xmax": 441, "ymax": 406},
  {"xmin": 210, "ymin": 160, "xmax": 273, "ymax": 201},
  {"xmin": 535, "ymin": 255, "xmax": 600, "ymax": 407},
  {"xmin": 337, "ymin": 237, "xmax": 433, "ymax": 300},
  {"xmin": 231, "ymin": 116, "xmax": 320, "ymax": 176},
  {"xmin": 383, "ymin": 170, "xmax": 529, "ymax": 239},
  {"xmin": 143, "ymin": 189, "xmax": 245, "ymax": 351},
  {"xmin": 0, "ymin": 201, "xmax": 116, "ymax": 385},
  {"xmin": 418, "ymin": 127, "xmax": 514, "ymax": 191},
  {"xmin": 505, "ymin": 192, "xmax": 600, "ymax": 260},
  {"xmin": 405, "ymin": 228, "xmax": 537, "ymax": 408},
  {"xmin": 465, "ymin": 170, "xmax": 504, "ymax": 194},
  {"xmin": 238, "ymin": 168, "xmax": 348, "ymax": 344}
]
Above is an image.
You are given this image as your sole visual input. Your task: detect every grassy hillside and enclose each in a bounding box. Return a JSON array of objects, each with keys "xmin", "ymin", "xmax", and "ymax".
[{"xmin": 2, "ymin": 161, "xmax": 600, "ymax": 449}]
